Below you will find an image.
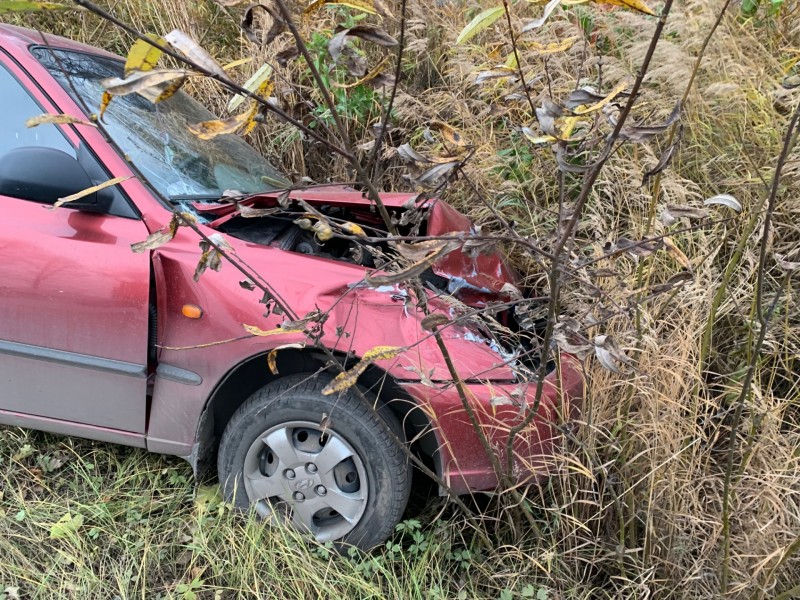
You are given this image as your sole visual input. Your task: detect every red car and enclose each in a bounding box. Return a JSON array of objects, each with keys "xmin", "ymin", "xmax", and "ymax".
[{"xmin": 0, "ymin": 25, "xmax": 582, "ymax": 548}]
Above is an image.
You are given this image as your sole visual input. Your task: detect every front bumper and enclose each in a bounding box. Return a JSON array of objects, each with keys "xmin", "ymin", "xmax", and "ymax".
[{"xmin": 402, "ymin": 353, "xmax": 584, "ymax": 495}]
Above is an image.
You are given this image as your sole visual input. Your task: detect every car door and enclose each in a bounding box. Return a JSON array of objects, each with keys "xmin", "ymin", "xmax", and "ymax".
[{"xmin": 0, "ymin": 53, "xmax": 151, "ymax": 433}]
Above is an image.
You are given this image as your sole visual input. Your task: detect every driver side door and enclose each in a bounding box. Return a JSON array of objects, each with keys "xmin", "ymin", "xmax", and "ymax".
[{"xmin": 0, "ymin": 52, "xmax": 151, "ymax": 435}]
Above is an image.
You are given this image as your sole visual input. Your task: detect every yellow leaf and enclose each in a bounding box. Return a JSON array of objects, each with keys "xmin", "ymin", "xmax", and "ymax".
[
  {"xmin": 456, "ymin": 6, "xmax": 504, "ymax": 45},
  {"xmin": 503, "ymin": 52, "xmax": 518, "ymax": 69},
  {"xmin": 333, "ymin": 57, "xmax": 389, "ymax": 89},
  {"xmin": 25, "ymin": 113, "xmax": 96, "ymax": 128},
  {"xmin": 151, "ymin": 76, "xmax": 188, "ymax": 103},
  {"xmin": 242, "ymin": 324, "xmax": 305, "ymax": 336},
  {"xmin": 429, "ymin": 120, "xmax": 469, "ymax": 147},
  {"xmin": 340, "ymin": 222, "xmax": 367, "ymax": 238},
  {"xmin": 572, "ymin": 80, "xmax": 627, "ymax": 115},
  {"xmin": 228, "ymin": 63, "xmax": 273, "ymax": 112},
  {"xmin": 131, "ymin": 213, "xmax": 181, "ymax": 253},
  {"xmin": 321, "ymin": 346, "xmax": 403, "ymax": 395},
  {"xmin": 188, "ymin": 111, "xmax": 251, "ymax": 140},
  {"xmin": 304, "ymin": 0, "xmax": 376, "ymax": 15},
  {"xmin": 102, "ymin": 69, "xmax": 190, "ymax": 97},
  {"xmin": 52, "ymin": 176, "xmax": 132, "ymax": 210},
  {"xmin": 267, "ymin": 349, "xmax": 279, "ymax": 374},
  {"xmin": 0, "ymin": 1, "xmax": 71, "ymax": 13},
  {"xmin": 525, "ymin": 36, "xmax": 577, "ymax": 55},
  {"xmin": 222, "ymin": 57, "xmax": 253, "ymax": 71},
  {"xmin": 100, "ymin": 91, "xmax": 112, "ymax": 119},
  {"xmin": 663, "ymin": 237, "xmax": 692, "ymax": 271},
  {"xmin": 124, "ymin": 34, "xmax": 166, "ymax": 76},
  {"xmin": 595, "ymin": 0, "xmax": 656, "ymax": 16}
]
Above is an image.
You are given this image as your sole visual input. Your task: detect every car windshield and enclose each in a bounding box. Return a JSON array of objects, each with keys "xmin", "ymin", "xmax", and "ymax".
[{"xmin": 33, "ymin": 47, "xmax": 290, "ymax": 202}]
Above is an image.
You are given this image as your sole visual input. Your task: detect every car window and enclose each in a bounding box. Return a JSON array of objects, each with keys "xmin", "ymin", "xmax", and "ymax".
[
  {"xmin": 0, "ymin": 59, "xmax": 74, "ymax": 160},
  {"xmin": 33, "ymin": 47, "xmax": 290, "ymax": 204}
]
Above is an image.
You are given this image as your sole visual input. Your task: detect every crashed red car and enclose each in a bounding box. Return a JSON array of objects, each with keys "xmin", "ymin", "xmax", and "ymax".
[{"xmin": 0, "ymin": 25, "xmax": 582, "ymax": 548}]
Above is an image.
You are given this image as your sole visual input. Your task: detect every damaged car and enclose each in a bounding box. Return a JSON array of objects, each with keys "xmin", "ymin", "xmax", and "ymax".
[{"xmin": 0, "ymin": 25, "xmax": 583, "ymax": 549}]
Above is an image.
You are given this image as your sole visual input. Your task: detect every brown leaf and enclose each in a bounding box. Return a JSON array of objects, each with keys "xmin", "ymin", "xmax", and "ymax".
[
  {"xmin": 421, "ymin": 313, "xmax": 449, "ymax": 332},
  {"xmin": 242, "ymin": 323, "xmax": 305, "ymax": 336},
  {"xmin": 194, "ymin": 233, "xmax": 234, "ymax": 281},
  {"xmin": 366, "ymin": 240, "xmax": 460, "ymax": 286},
  {"xmin": 242, "ymin": 3, "xmax": 285, "ymax": 45},
  {"xmin": 237, "ymin": 203, "xmax": 280, "ymax": 218},
  {"xmin": 662, "ymin": 237, "xmax": 692, "ymax": 271},
  {"xmin": 321, "ymin": 346, "xmax": 403, "ymax": 395},
  {"xmin": 615, "ymin": 101, "xmax": 681, "ymax": 142},
  {"xmin": 188, "ymin": 111, "xmax": 252, "ymax": 140},
  {"xmin": 275, "ymin": 45, "xmax": 299, "ymax": 66},
  {"xmin": 102, "ymin": 69, "xmax": 190, "ymax": 98},
  {"xmin": 52, "ymin": 176, "xmax": 131, "ymax": 209},
  {"xmin": 428, "ymin": 120, "xmax": 469, "ymax": 147},
  {"xmin": 131, "ymin": 213, "xmax": 182, "ymax": 253},
  {"xmin": 25, "ymin": 113, "xmax": 96, "ymax": 128},
  {"xmin": 594, "ymin": 334, "xmax": 634, "ymax": 373},
  {"xmin": 415, "ymin": 161, "xmax": 460, "ymax": 186}
]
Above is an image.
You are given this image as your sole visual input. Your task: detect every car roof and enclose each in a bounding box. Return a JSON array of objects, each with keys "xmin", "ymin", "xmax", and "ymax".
[{"xmin": 0, "ymin": 23, "xmax": 121, "ymax": 60}]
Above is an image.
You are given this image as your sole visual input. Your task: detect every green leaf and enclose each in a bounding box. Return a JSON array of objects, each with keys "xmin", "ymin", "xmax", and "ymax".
[
  {"xmin": 49, "ymin": 512, "xmax": 84, "ymax": 539},
  {"xmin": 0, "ymin": 1, "xmax": 72, "ymax": 13},
  {"xmin": 455, "ymin": 6, "xmax": 504, "ymax": 45}
]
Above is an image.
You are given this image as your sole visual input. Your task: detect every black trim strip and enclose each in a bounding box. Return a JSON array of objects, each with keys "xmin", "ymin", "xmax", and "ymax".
[
  {"xmin": 0, "ymin": 339, "xmax": 147, "ymax": 378},
  {"xmin": 155, "ymin": 363, "xmax": 202, "ymax": 386}
]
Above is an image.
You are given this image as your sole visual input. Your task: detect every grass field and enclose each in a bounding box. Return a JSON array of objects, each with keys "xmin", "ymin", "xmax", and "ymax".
[{"xmin": 1, "ymin": 0, "xmax": 799, "ymax": 598}]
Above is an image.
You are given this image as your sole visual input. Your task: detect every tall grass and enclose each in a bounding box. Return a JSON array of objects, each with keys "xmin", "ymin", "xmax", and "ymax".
[{"xmin": 2, "ymin": 0, "xmax": 799, "ymax": 598}]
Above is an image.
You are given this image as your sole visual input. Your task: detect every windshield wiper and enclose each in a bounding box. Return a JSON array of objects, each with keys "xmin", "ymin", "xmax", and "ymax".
[{"xmin": 168, "ymin": 194, "xmax": 227, "ymax": 202}]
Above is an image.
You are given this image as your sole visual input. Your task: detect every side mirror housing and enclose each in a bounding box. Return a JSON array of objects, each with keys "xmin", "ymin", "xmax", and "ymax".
[{"xmin": 0, "ymin": 146, "xmax": 105, "ymax": 211}]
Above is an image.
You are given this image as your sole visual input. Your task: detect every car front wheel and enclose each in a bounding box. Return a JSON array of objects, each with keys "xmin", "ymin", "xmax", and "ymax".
[{"xmin": 217, "ymin": 373, "xmax": 411, "ymax": 549}]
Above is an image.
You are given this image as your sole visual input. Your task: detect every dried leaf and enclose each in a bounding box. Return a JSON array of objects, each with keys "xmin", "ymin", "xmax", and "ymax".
[
  {"xmin": 662, "ymin": 237, "xmax": 691, "ymax": 271},
  {"xmin": 242, "ymin": 323, "xmax": 305, "ymax": 336},
  {"xmin": 572, "ymin": 80, "xmax": 627, "ymax": 115},
  {"xmin": 102, "ymin": 69, "xmax": 190, "ymax": 98},
  {"xmin": 188, "ymin": 111, "xmax": 252, "ymax": 140},
  {"xmin": 553, "ymin": 320, "xmax": 592, "ymax": 357},
  {"xmin": 475, "ymin": 68, "xmax": 517, "ymax": 84},
  {"xmin": 266, "ymin": 342, "xmax": 306, "ymax": 375},
  {"xmin": 164, "ymin": 29, "xmax": 230, "ymax": 81},
  {"xmin": 642, "ymin": 135, "xmax": 679, "ymax": 186},
  {"xmin": 321, "ymin": 346, "xmax": 403, "ymax": 395},
  {"xmin": 340, "ymin": 221, "xmax": 367, "ymax": 238},
  {"xmin": 596, "ymin": 0, "xmax": 656, "ymax": 16},
  {"xmin": 704, "ymin": 193, "xmax": 741, "ymax": 212},
  {"xmin": 131, "ymin": 213, "xmax": 182, "ymax": 253},
  {"xmin": 396, "ymin": 143, "xmax": 433, "ymax": 163},
  {"xmin": 52, "ymin": 176, "xmax": 131, "ymax": 209},
  {"xmin": 614, "ymin": 236, "xmax": 662, "ymax": 257},
  {"xmin": 593, "ymin": 334, "xmax": 633, "ymax": 373},
  {"xmin": 521, "ymin": 0, "xmax": 561, "ymax": 32},
  {"xmin": 312, "ymin": 220, "xmax": 334, "ymax": 242},
  {"xmin": 415, "ymin": 161, "xmax": 460, "ymax": 186},
  {"xmin": 366, "ymin": 241, "xmax": 460, "ymax": 286},
  {"xmin": 456, "ymin": 6, "xmax": 504, "ymax": 45},
  {"xmin": 276, "ymin": 45, "xmax": 300, "ymax": 66},
  {"xmin": 525, "ymin": 36, "xmax": 577, "ymax": 55},
  {"xmin": 421, "ymin": 313, "xmax": 449, "ymax": 331},
  {"xmin": 100, "ymin": 91, "xmax": 112, "ymax": 119},
  {"xmin": 0, "ymin": 1, "xmax": 71, "ymax": 13},
  {"xmin": 304, "ymin": 0, "xmax": 376, "ymax": 14},
  {"xmin": 237, "ymin": 203, "xmax": 280, "ymax": 218},
  {"xmin": 25, "ymin": 113, "xmax": 96, "ymax": 128},
  {"xmin": 194, "ymin": 233, "xmax": 234, "ymax": 281},
  {"xmin": 615, "ymin": 101, "xmax": 681, "ymax": 142},
  {"xmin": 242, "ymin": 3, "xmax": 285, "ymax": 46},
  {"xmin": 124, "ymin": 34, "xmax": 166, "ymax": 76},
  {"xmin": 340, "ymin": 24, "xmax": 398, "ymax": 46},
  {"xmin": 333, "ymin": 57, "xmax": 390, "ymax": 89},
  {"xmin": 228, "ymin": 63, "xmax": 273, "ymax": 112},
  {"xmin": 663, "ymin": 204, "xmax": 710, "ymax": 221},
  {"xmin": 775, "ymin": 253, "xmax": 800, "ymax": 271},
  {"xmin": 429, "ymin": 120, "xmax": 469, "ymax": 147}
]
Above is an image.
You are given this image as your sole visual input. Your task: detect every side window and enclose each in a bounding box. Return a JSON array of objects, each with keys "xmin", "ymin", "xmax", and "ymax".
[{"xmin": 0, "ymin": 59, "xmax": 74, "ymax": 159}]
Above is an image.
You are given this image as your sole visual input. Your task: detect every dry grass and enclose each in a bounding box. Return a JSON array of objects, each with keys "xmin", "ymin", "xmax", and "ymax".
[{"xmin": 2, "ymin": 0, "xmax": 800, "ymax": 598}]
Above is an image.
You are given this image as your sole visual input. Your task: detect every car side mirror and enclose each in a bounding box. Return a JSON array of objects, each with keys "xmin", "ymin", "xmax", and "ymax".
[{"xmin": 0, "ymin": 146, "xmax": 104, "ymax": 211}]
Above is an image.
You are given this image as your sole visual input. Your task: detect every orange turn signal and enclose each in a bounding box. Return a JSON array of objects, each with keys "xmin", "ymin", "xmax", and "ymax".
[{"xmin": 181, "ymin": 304, "xmax": 203, "ymax": 319}]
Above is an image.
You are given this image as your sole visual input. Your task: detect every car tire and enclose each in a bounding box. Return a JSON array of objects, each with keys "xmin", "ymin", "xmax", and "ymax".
[{"xmin": 217, "ymin": 372, "xmax": 411, "ymax": 550}]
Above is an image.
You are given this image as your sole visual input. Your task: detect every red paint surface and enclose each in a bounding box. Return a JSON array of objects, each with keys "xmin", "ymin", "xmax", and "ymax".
[{"xmin": 0, "ymin": 24, "xmax": 585, "ymax": 492}]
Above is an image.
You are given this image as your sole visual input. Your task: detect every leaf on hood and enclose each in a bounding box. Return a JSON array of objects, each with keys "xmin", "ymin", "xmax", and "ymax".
[
  {"xmin": 428, "ymin": 120, "xmax": 469, "ymax": 148},
  {"xmin": 615, "ymin": 101, "xmax": 681, "ymax": 142},
  {"xmin": 456, "ymin": 6, "xmax": 504, "ymax": 45},
  {"xmin": 228, "ymin": 63, "xmax": 273, "ymax": 112},
  {"xmin": 131, "ymin": 213, "xmax": 184, "ymax": 253},
  {"xmin": 124, "ymin": 34, "xmax": 166, "ymax": 76},
  {"xmin": 521, "ymin": 0, "xmax": 562, "ymax": 33},
  {"xmin": 241, "ymin": 3, "xmax": 286, "ymax": 46},
  {"xmin": 25, "ymin": 113, "xmax": 96, "ymax": 128},
  {"xmin": 366, "ymin": 240, "xmax": 460, "ymax": 286},
  {"xmin": 102, "ymin": 69, "xmax": 190, "ymax": 98},
  {"xmin": 321, "ymin": 346, "xmax": 403, "ymax": 395},
  {"xmin": 415, "ymin": 161, "xmax": 461, "ymax": 187},
  {"xmin": 194, "ymin": 233, "xmax": 235, "ymax": 281},
  {"xmin": 266, "ymin": 342, "xmax": 306, "ymax": 374},
  {"xmin": 164, "ymin": 29, "xmax": 230, "ymax": 82},
  {"xmin": 524, "ymin": 36, "xmax": 577, "ymax": 55},
  {"xmin": 237, "ymin": 203, "xmax": 280, "ymax": 218},
  {"xmin": 596, "ymin": 0, "xmax": 656, "ymax": 16},
  {"xmin": 704, "ymin": 193, "xmax": 741, "ymax": 212},
  {"xmin": 572, "ymin": 80, "xmax": 627, "ymax": 115},
  {"xmin": 304, "ymin": 0, "xmax": 376, "ymax": 14},
  {"xmin": 0, "ymin": 1, "xmax": 72, "ymax": 13},
  {"xmin": 593, "ymin": 334, "xmax": 634, "ymax": 373},
  {"xmin": 51, "ymin": 176, "xmax": 132, "ymax": 210}
]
